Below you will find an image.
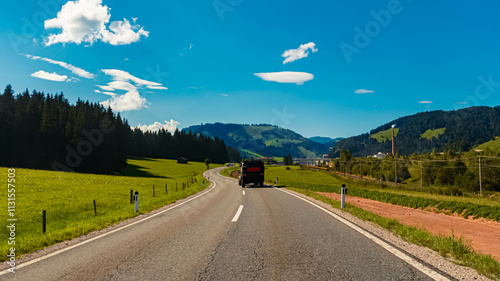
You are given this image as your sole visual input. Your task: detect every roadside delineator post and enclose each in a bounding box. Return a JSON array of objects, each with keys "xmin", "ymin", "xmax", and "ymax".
[
  {"xmin": 42, "ymin": 210, "xmax": 46, "ymax": 234},
  {"xmin": 341, "ymin": 184, "xmax": 347, "ymax": 209},
  {"xmin": 134, "ymin": 191, "xmax": 139, "ymax": 212},
  {"xmin": 130, "ymin": 189, "xmax": 133, "ymax": 204}
]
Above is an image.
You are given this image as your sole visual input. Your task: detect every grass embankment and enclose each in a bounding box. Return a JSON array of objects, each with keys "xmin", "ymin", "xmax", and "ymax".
[
  {"xmin": 256, "ymin": 165, "xmax": 500, "ymax": 279},
  {"xmin": 219, "ymin": 165, "xmax": 239, "ymax": 178},
  {"xmin": 0, "ymin": 158, "xmax": 220, "ymax": 261}
]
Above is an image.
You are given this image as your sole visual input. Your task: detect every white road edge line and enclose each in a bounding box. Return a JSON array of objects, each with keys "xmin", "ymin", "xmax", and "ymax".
[
  {"xmin": 276, "ymin": 188, "xmax": 450, "ymax": 281},
  {"xmin": 0, "ymin": 170, "xmax": 220, "ymax": 276},
  {"xmin": 232, "ymin": 205, "xmax": 244, "ymax": 222}
]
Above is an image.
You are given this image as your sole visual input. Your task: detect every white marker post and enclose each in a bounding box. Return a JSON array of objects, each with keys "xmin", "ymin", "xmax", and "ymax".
[
  {"xmin": 341, "ymin": 184, "xmax": 346, "ymax": 209},
  {"xmin": 134, "ymin": 191, "xmax": 139, "ymax": 212}
]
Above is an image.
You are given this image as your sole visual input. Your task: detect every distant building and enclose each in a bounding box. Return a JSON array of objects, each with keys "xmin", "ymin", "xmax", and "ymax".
[
  {"xmin": 371, "ymin": 152, "xmax": 387, "ymax": 159},
  {"xmin": 177, "ymin": 157, "xmax": 188, "ymax": 164}
]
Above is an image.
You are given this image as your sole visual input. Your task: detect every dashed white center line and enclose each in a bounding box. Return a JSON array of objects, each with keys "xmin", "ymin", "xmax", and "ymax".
[
  {"xmin": 232, "ymin": 205, "xmax": 244, "ymax": 222},
  {"xmin": 242, "ymin": 191, "xmax": 245, "ymax": 195}
]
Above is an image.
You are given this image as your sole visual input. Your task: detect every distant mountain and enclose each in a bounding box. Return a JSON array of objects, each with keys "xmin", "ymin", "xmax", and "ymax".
[
  {"xmin": 183, "ymin": 123, "xmax": 330, "ymax": 159},
  {"xmin": 309, "ymin": 136, "xmax": 344, "ymax": 144},
  {"xmin": 329, "ymin": 106, "xmax": 500, "ymax": 157}
]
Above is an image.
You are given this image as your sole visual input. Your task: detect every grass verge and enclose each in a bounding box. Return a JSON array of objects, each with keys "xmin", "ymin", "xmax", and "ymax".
[
  {"xmin": 288, "ymin": 187, "xmax": 500, "ymax": 280},
  {"xmin": 0, "ymin": 158, "xmax": 220, "ymax": 261}
]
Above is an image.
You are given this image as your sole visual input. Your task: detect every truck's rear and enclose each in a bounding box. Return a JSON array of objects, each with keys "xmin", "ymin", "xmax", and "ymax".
[{"xmin": 239, "ymin": 160, "xmax": 264, "ymax": 187}]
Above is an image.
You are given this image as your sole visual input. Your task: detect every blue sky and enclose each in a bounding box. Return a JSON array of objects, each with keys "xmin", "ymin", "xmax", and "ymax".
[{"xmin": 1, "ymin": 0, "xmax": 500, "ymax": 138}]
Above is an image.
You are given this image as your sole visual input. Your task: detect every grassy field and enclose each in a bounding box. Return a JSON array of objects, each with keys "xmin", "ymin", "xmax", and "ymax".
[
  {"xmin": 475, "ymin": 137, "xmax": 500, "ymax": 152},
  {"xmin": 420, "ymin": 127, "xmax": 446, "ymax": 140},
  {"xmin": 0, "ymin": 158, "xmax": 220, "ymax": 261},
  {"xmin": 370, "ymin": 127, "xmax": 399, "ymax": 142}
]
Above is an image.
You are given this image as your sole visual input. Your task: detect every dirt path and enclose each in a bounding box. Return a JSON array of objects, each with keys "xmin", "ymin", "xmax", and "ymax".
[{"xmin": 316, "ymin": 192, "xmax": 500, "ymax": 261}]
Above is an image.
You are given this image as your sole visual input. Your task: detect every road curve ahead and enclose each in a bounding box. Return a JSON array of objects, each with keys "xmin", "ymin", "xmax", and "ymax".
[{"xmin": 2, "ymin": 167, "xmax": 448, "ymax": 280}]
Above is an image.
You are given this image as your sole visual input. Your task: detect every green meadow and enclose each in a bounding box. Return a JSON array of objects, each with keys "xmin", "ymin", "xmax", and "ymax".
[
  {"xmin": 370, "ymin": 127, "xmax": 399, "ymax": 142},
  {"xmin": 0, "ymin": 158, "xmax": 220, "ymax": 261},
  {"xmin": 420, "ymin": 127, "xmax": 446, "ymax": 140}
]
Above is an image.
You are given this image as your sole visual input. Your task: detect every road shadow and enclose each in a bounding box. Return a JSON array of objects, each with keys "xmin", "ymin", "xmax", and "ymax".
[
  {"xmin": 119, "ymin": 163, "xmax": 170, "ymax": 179},
  {"xmin": 243, "ymin": 184, "xmax": 282, "ymax": 189}
]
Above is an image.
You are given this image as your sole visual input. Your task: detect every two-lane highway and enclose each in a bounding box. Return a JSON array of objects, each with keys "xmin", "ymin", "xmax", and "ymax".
[{"xmin": 2, "ymin": 167, "xmax": 448, "ymax": 280}]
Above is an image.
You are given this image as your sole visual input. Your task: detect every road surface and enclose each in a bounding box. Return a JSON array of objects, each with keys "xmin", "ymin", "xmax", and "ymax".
[{"xmin": 1, "ymin": 167, "xmax": 450, "ymax": 280}]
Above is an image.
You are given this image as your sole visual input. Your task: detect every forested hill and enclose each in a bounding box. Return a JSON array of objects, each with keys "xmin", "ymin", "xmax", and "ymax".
[
  {"xmin": 329, "ymin": 106, "xmax": 500, "ymax": 157},
  {"xmin": 183, "ymin": 123, "xmax": 330, "ymax": 159},
  {"xmin": 0, "ymin": 85, "xmax": 230, "ymax": 174}
]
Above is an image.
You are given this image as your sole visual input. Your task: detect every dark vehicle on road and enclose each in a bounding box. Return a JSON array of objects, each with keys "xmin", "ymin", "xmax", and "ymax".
[{"xmin": 239, "ymin": 160, "xmax": 264, "ymax": 187}]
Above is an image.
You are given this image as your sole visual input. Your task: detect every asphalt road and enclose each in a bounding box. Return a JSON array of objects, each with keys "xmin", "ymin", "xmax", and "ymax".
[{"xmin": 1, "ymin": 167, "xmax": 446, "ymax": 280}]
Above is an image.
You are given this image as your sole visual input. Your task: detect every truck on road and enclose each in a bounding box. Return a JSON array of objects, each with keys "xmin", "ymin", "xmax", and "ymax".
[{"xmin": 239, "ymin": 160, "xmax": 264, "ymax": 187}]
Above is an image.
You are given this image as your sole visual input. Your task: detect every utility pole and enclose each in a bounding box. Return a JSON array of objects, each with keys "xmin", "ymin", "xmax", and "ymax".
[
  {"xmin": 360, "ymin": 160, "xmax": 363, "ymax": 180},
  {"xmin": 479, "ymin": 157, "xmax": 482, "ymax": 196},
  {"xmin": 420, "ymin": 160, "xmax": 423, "ymax": 188},
  {"xmin": 394, "ymin": 159, "xmax": 397, "ymax": 187},
  {"xmin": 391, "ymin": 124, "xmax": 396, "ymax": 156}
]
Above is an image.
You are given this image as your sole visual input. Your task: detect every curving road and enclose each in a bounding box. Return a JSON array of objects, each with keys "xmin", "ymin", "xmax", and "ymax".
[{"xmin": 1, "ymin": 167, "xmax": 450, "ymax": 280}]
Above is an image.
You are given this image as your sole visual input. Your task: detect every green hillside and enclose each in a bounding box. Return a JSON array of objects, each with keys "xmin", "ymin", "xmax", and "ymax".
[
  {"xmin": 370, "ymin": 128, "xmax": 399, "ymax": 142},
  {"xmin": 184, "ymin": 123, "xmax": 330, "ymax": 159},
  {"xmin": 330, "ymin": 106, "xmax": 500, "ymax": 157},
  {"xmin": 420, "ymin": 127, "xmax": 446, "ymax": 140},
  {"xmin": 474, "ymin": 137, "xmax": 500, "ymax": 152},
  {"xmin": 0, "ymin": 158, "xmax": 220, "ymax": 261}
]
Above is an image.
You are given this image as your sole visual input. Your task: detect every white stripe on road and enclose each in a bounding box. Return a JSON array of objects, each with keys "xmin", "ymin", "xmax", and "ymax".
[
  {"xmin": 276, "ymin": 188, "xmax": 450, "ymax": 281},
  {"xmin": 232, "ymin": 205, "xmax": 244, "ymax": 222},
  {"xmin": 0, "ymin": 169, "xmax": 221, "ymax": 276},
  {"xmin": 243, "ymin": 191, "xmax": 245, "ymax": 195}
]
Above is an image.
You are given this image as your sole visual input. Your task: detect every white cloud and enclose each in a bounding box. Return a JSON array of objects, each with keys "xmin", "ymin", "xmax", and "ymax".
[
  {"xmin": 354, "ymin": 89, "xmax": 375, "ymax": 94},
  {"xmin": 135, "ymin": 119, "xmax": 180, "ymax": 133},
  {"xmin": 101, "ymin": 91, "xmax": 147, "ymax": 111},
  {"xmin": 282, "ymin": 42, "xmax": 318, "ymax": 64},
  {"xmin": 96, "ymin": 85, "xmax": 115, "ymax": 91},
  {"xmin": 254, "ymin": 71, "xmax": 314, "ymax": 85},
  {"xmin": 101, "ymin": 69, "xmax": 167, "ymax": 89},
  {"xmin": 98, "ymin": 69, "xmax": 167, "ymax": 112},
  {"xmin": 455, "ymin": 102, "xmax": 468, "ymax": 105},
  {"xmin": 419, "ymin": 101, "xmax": 433, "ymax": 104},
  {"xmin": 220, "ymin": 94, "xmax": 228, "ymax": 96},
  {"xmin": 31, "ymin": 70, "xmax": 68, "ymax": 82},
  {"xmin": 44, "ymin": 0, "xmax": 148, "ymax": 46},
  {"xmin": 22, "ymin": 53, "xmax": 95, "ymax": 79},
  {"xmin": 147, "ymin": 85, "xmax": 168, "ymax": 90}
]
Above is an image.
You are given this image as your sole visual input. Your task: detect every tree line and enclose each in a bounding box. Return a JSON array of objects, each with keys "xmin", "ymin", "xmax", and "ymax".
[{"xmin": 0, "ymin": 85, "xmax": 239, "ymax": 174}]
